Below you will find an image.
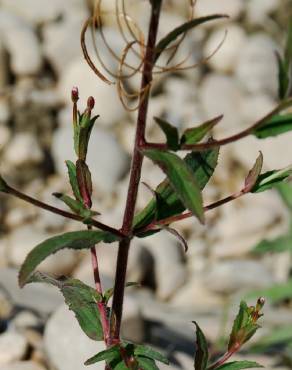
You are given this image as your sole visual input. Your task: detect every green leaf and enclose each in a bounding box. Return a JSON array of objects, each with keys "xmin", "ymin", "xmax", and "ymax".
[
  {"xmin": 215, "ymin": 361, "xmax": 263, "ymax": 370},
  {"xmin": 66, "ymin": 160, "xmax": 82, "ymax": 202},
  {"xmin": 112, "ymin": 361, "xmax": 129, "ymax": 370},
  {"xmin": 0, "ymin": 175, "xmax": 8, "ymax": 193},
  {"xmin": 276, "ymin": 52, "xmax": 290, "ymax": 100},
  {"xmin": 251, "ymin": 166, "xmax": 292, "ymax": 193},
  {"xmin": 181, "ymin": 115, "xmax": 223, "ymax": 145},
  {"xmin": 228, "ymin": 301, "xmax": 262, "ymax": 351},
  {"xmin": 136, "ymin": 356, "xmax": 160, "ymax": 370},
  {"xmin": 133, "ymin": 148, "xmax": 219, "ymax": 233},
  {"xmin": 193, "ymin": 322, "xmax": 209, "ymax": 370},
  {"xmin": 19, "ymin": 230, "xmax": 120, "ymax": 287},
  {"xmin": 246, "ymin": 279, "xmax": 292, "ymax": 304},
  {"xmin": 29, "ymin": 272, "xmax": 103, "ymax": 341},
  {"xmin": 252, "ymin": 234, "xmax": 292, "ymax": 254},
  {"xmin": 154, "ymin": 15, "xmax": 228, "ymax": 62},
  {"xmin": 253, "ymin": 114, "xmax": 292, "ymax": 139},
  {"xmin": 134, "ymin": 345, "xmax": 169, "ymax": 364},
  {"xmin": 154, "ymin": 117, "xmax": 179, "ymax": 151},
  {"xmin": 243, "ymin": 153, "xmax": 263, "ymax": 193},
  {"xmin": 85, "ymin": 345, "xmax": 121, "ymax": 365},
  {"xmin": 277, "ymin": 181, "xmax": 292, "ymax": 211},
  {"xmin": 76, "ymin": 159, "xmax": 93, "ymax": 208},
  {"xmin": 53, "ymin": 193, "xmax": 98, "ymax": 220},
  {"xmin": 251, "ymin": 326, "xmax": 292, "ymax": 352},
  {"xmin": 284, "ymin": 20, "xmax": 292, "ymax": 66},
  {"xmin": 143, "ymin": 149, "xmax": 205, "ymax": 224}
]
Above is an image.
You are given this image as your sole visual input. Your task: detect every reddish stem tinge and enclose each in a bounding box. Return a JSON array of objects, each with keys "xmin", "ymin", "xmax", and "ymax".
[{"xmin": 110, "ymin": 0, "xmax": 163, "ymax": 342}]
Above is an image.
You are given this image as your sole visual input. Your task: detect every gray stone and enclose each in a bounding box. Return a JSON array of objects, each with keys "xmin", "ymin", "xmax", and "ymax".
[
  {"xmin": 4, "ymin": 133, "xmax": 43, "ymax": 167},
  {"xmin": 121, "ymin": 295, "xmax": 145, "ymax": 343},
  {"xmin": 0, "ymin": 361, "xmax": 46, "ymax": 370},
  {"xmin": 235, "ymin": 34, "xmax": 278, "ymax": 96},
  {"xmin": 0, "ymin": 0, "xmax": 87, "ymax": 25},
  {"xmin": 204, "ymin": 260, "xmax": 274, "ymax": 294},
  {"xmin": 246, "ymin": 0, "xmax": 280, "ymax": 24},
  {"xmin": 0, "ymin": 11, "xmax": 42, "ymax": 75},
  {"xmin": 52, "ymin": 125, "xmax": 129, "ymax": 193},
  {"xmin": 204, "ymin": 24, "xmax": 247, "ymax": 73},
  {"xmin": 200, "ymin": 74, "xmax": 244, "ymax": 135},
  {"xmin": 44, "ymin": 304, "xmax": 106, "ymax": 370},
  {"xmin": 195, "ymin": 0, "xmax": 244, "ymax": 20},
  {"xmin": 0, "ymin": 268, "xmax": 63, "ymax": 315},
  {"xmin": 170, "ymin": 276, "xmax": 223, "ymax": 312},
  {"xmin": 142, "ymin": 231, "xmax": 187, "ymax": 300},
  {"xmin": 11, "ymin": 311, "xmax": 41, "ymax": 330},
  {"xmin": 43, "ymin": 17, "xmax": 86, "ymax": 75},
  {"xmin": 0, "ymin": 331, "xmax": 28, "ymax": 366}
]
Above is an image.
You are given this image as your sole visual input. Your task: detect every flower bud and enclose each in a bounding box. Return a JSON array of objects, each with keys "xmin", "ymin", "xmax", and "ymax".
[
  {"xmin": 87, "ymin": 96, "xmax": 95, "ymax": 110},
  {"xmin": 71, "ymin": 86, "xmax": 79, "ymax": 103}
]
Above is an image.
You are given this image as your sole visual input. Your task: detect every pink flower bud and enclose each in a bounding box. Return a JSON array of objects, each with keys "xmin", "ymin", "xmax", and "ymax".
[
  {"xmin": 87, "ymin": 96, "xmax": 95, "ymax": 110},
  {"xmin": 71, "ymin": 86, "xmax": 79, "ymax": 103}
]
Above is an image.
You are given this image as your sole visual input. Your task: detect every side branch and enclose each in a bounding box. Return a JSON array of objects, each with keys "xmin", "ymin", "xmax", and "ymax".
[
  {"xmin": 4, "ymin": 185, "xmax": 125, "ymax": 238},
  {"xmin": 135, "ymin": 191, "xmax": 244, "ymax": 234},
  {"xmin": 140, "ymin": 98, "xmax": 292, "ymax": 152}
]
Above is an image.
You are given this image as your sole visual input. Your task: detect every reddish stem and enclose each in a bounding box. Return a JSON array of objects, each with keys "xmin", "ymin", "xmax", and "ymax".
[
  {"xmin": 135, "ymin": 191, "xmax": 243, "ymax": 234},
  {"xmin": 110, "ymin": 0, "xmax": 162, "ymax": 342},
  {"xmin": 207, "ymin": 345, "xmax": 240, "ymax": 370},
  {"xmin": 6, "ymin": 185, "xmax": 125, "ymax": 238}
]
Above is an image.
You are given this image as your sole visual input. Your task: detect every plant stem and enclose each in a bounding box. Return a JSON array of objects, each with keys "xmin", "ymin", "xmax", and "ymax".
[
  {"xmin": 141, "ymin": 97, "xmax": 292, "ymax": 152},
  {"xmin": 207, "ymin": 346, "xmax": 239, "ymax": 370},
  {"xmin": 110, "ymin": 0, "xmax": 163, "ymax": 342},
  {"xmin": 5, "ymin": 185, "xmax": 125, "ymax": 238}
]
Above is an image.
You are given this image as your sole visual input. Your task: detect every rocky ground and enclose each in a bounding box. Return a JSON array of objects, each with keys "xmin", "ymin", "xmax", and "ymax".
[{"xmin": 0, "ymin": 0, "xmax": 292, "ymax": 369}]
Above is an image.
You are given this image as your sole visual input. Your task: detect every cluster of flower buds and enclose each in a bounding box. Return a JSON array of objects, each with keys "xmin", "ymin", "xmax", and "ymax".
[
  {"xmin": 228, "ymin": 298, "xmax": 265, "ymax": 352},
  {"xmin": 71, "ymin": 87, "xmax": 99, "ymax": 161}
]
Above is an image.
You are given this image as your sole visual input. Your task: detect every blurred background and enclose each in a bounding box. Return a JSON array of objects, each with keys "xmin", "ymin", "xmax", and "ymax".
[{"xmin": 0, "ymin": 1, "xmax": 292, "ymax": 370}]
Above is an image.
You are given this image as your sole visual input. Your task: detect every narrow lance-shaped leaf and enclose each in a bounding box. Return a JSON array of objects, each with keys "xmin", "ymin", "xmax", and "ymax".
[
  {"xmin": 276, "ymin": 52, "xmax": 290, "ymax": 100},
  {"xmin": 246, "ymin": 278, "xmax": 292, "ymax": 304},
  {"xmin": 66, "ymin": 160, "xmax": 82, "ymax": 202},
  {"xmin": 251, "ymin": 166, "xmax": 292, "ymax": 193},
  {"xmin": 85, "ymin": 345, "xmax": 121, "ymax": 365},
  {"xmin": 19, "ymin": 230, "xmax": 120, "ymax": 287},
  {"xmin": 134, "ymin": 345, "xmax": 169, "ymax": 365},
  {"xmin": 0, "ymin": 175, "xmax": 9, "ymax": 193},
  {"xmin": 154, "ymin": 14, "xmax": 228, "ymax": 62},
  {"xmin": 193, "ymin": 322, "xmax": 209, "ymax": 370},
  {"xmin": 277, "ymin": 181, "xmax": 292, "ymax": 210},
  {"xmin": 251, "ymin": 325, "xmax": 292, "ymax": 352},
  {"xmin": 143, "ymin": 149, "xmax": 205, "ymax": 224},
  {"xmin": 228, "ymin": 300, "xmax": 264, "ymax": 351},
  {"xmin": 136, "ymin": 357, "xmax": 160, "ymax": 370},
  {"xmin": 53, "ymin": 193, "xmax": 99, "ymax": 219},
  {"xmin": 180, "ymin": 115, "xmax": 223, "ymax": 145},
  {"xmin": 253, "ymin": 114, "xmax": 292, "ymax": 139},
  {"xmin": 243, "ymin": 152, "xmax": 263, "ymax": 193},
  {"xmin": 133, "ymin": 147, "xmax": 219, "ymax": 234},
  {"xmin": 252, "ymin": 234, "xmax": 292, "ymax": 254},
  {"xmin": 215, "ymin": 361, "xmax": 263, "ymax": 370},
  {"xmin": 28, "ymin": 272, "xmax": 103, "ymax": 341},
  {"xmin": 163, "ymin": 226, "xmax": 189, "ymax": 252},
  {"xmin": 154, "ymin": 116, "xmax": 179, "ymax": 151}
]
